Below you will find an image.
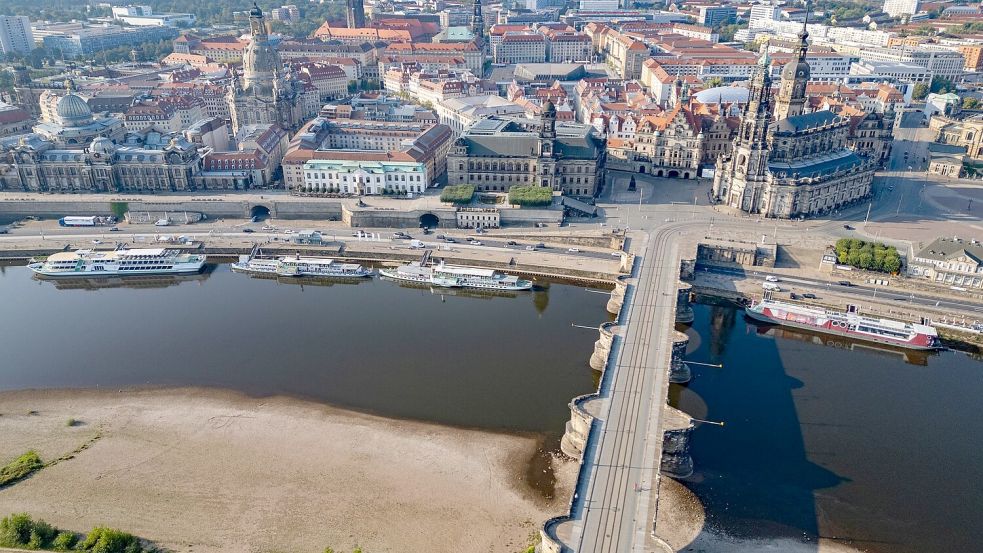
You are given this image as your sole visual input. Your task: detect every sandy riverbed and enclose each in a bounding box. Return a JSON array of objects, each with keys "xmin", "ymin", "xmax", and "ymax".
[{"xmin": 0, "ymin": 388, "xmax": 573, "ymax": 553}]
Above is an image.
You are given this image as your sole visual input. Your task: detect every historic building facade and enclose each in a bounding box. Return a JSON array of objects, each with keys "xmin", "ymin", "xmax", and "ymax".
[
  {"xmin": 712, "ymin": 29, "xmax": 876, "ymax": 219},
  {"xmin": 226, "ymin": 6, "xmax": 309, "ymax": 134},
  {"xmin": 446, "ymin": 101, "xmax": 605, "ymax": 197}
]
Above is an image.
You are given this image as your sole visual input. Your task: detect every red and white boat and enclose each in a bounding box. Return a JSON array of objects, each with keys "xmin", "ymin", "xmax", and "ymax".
[{"xmin": 745, "ymin": 298, "xmax": 941, "ymax": 351}]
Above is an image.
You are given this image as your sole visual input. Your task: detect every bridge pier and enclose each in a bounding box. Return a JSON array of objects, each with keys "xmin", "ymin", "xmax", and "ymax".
[
  {"xmin": 668, "ymin": 330, "xmax": 692, "ymax": 384},
  {"xmin": 588, "ymin": 322, "xmax": 615, "ymax": 372},
  {"xmin": 660, "ymin": 406, "xmax": 694, "ymax": 479},
  {"xmin": 606, "ymin": 278, "xmax": 627, "ymax": 315},
  {"xmin": 560, "ymin": 395, "xmax": 593, "ymax": 459},
  {"xmin": 675, "ymin": 282, "xmax": 694, "ymax": 324}
]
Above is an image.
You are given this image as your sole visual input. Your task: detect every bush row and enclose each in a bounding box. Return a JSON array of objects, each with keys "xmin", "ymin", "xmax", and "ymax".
[
  {"xmin": 439, "ymin": 184, "xmax": 475, "ymax": 204},
  {"xmin": 0, "ymin": 513, "xmax": 149, "ymax": 553},
  {"xmin": 508, "ymin": 185, "xmax": 553, "ymax": 207}
]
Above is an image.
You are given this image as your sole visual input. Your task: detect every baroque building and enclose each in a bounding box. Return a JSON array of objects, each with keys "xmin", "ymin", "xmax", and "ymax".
[
  {"xmin": 711, "ymin": 33, "xmax": 876, "ymax": 219},
  {"xmin": 226, "ymin": 5, "xmax": 307, "ymax": 134},
  {"xmin": 446, "ymin": 100, "xmax": 605, "ymax": 197}
]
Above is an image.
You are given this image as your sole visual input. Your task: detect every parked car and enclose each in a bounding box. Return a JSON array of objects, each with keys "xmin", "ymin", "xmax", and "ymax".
[
  {"xmin": 762, "ymin": 282, "xmax": 782, "ymax": 292},
  {"xmin": 838, "ymin": 280, "xmax": 853, "ymax": 286},
  {"xmin": 567, "ymin": 248, "xmax": 580, "ymax": 253},
  {"xmin": 506, "ymin": 240, "xmax": 518, "ymax": 246},
  {"xmin": 802, "ymin": 293, "xmax": 818, "ymax": 299},
  {"xmin": 536, "ymin": 243, "xmax": 546, "ymax": 249},
  {"xmin": 526, "ymin": 246, "xmax": 536, "ymax": 251},
  {"xmin": 445, "ymin": 237, "xmax": 456, "ymax": 243},
  {"xmin": 610, "ymin": 251, "xmax": 622, "ymax": 256},
  {"xmin": 843, "ymin": 224, "xmax": 854, "ymax": 230},
  {"xmin": 109, "ymin": 226, "xmax": 120, "ymax": 232},
  {"xmin": 243, "ymin": 228, "xmax": 255, "ymax": 233},
  {"xmin": 435, "ymin": 234, "xmax": 446, "ymax": 240},
  {"xmin": 790, "ymin": 293, "xmax": 799, "ymax": 300},
  {"xmin": 765, "ymin": 275, "xmax": 780, "ymax": 282},
  {"xmin": 469, "ymin": 240, "xmax": 482, "ymax": 246}
]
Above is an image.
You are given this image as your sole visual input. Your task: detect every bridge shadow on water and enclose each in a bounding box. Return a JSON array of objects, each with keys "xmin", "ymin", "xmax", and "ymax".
[{"xmin": 670, "ymin": 301, "xmax": 848, "ymax": 550}]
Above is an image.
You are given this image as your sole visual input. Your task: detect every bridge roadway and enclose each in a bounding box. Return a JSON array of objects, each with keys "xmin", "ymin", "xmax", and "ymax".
[{"xmin": 574, "ymin": 223, "xmax": 684, "ymax": 552}]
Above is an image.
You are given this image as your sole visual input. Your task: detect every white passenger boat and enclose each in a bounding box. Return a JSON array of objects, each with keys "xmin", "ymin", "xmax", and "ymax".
[
  {"xmin": 378, "ymin": 262, "xmax": 434, "ymax": 284},
  {"xmin": 231, "ymin": 254, "xmax": 371, "ymax": 278},
  {"xmin": 28, "ymin": 248, "xmax": 206, "ymax": 277},
  {"xmin": 381, "ymin": 261, "xmax": 532, "ymax": 291},
  {"xmin": 432, "ymin": 263, "xmax": 533, "ymax": 291}
]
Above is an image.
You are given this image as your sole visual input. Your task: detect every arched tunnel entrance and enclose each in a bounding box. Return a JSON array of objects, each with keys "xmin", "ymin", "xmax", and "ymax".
[
  {"xmin": 420, "ymin": 213, "xmax": 439, "ymax": 228},
  {"xmin": 250, "ymin": 205, "xmax": 271, "ymax": 221}
]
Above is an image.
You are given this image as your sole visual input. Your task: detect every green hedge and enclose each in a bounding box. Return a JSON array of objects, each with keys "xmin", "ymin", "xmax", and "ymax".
[
  {"xmin": 0, "ymin": 451, "xmax": 43, "ymax": 487},
  {"xmin": 508, "ymin": 185, "xmax": 553, "ymax": 207},
  {"xmin": 834, "ymin": 238, "xmax": 902, "ymax": 273},
  {"xmin": 0, "ymin": 513, "xmax": 148, "ymax": 553},
  {"xmin": 439, "ymin": 184, "xmax": 475, "ymax": 204}
]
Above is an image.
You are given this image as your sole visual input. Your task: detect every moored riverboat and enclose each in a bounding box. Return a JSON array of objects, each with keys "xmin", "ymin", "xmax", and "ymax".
[
  {"xmin": 28, "ymin": 248, "xmax": 206, "ymax": 277},
  {"xmin": 378, "ymin": 262, "xmax": 434, "ymax": 284},
  {"xmin": 745, "ymin": 298, "xmax": 941, "ymax": 351},
  {"xmin": 231, "ymin": 254, "xmax": 371, "ymax": 278},
  {"xmin": 380, "ymin": 261, "xmax": 532, "ymax": 291}
]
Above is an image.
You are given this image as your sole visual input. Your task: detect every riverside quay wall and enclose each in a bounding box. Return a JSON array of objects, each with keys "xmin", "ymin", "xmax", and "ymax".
[
  {"xmin": 0, "ymin": 194, "xmax": 564, "ymax": 228},
  {"xmin": 0, "ymin": 195, "xmax": 343, "ymax": 220}
]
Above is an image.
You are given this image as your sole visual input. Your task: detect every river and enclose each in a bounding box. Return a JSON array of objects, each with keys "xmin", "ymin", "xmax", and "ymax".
[
  {"xmin": 673, "ymin": 300, "xmax": 983, "ymax": 553},
  {"xmin": 0, "ymin": 262, "xmax": 609, "ymax": 435}
]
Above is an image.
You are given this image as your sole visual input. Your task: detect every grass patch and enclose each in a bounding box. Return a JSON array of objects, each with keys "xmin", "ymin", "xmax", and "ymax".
[
  {"xmin": 0, "ymin": 513, "xmax": 152, "ymax": 552},
  {"xmin": 508, "ymin": 185, "xmax": 553, "ymax": 207},
  {"xmin": 0, "ymin": 451, "xmax": 43, "ymax": 487},
  {"xmin": 439, "ymin": 184, "xmax": 475, "ymax": 204}
]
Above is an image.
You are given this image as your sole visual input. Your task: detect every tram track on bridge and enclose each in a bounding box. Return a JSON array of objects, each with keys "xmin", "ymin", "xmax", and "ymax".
[{"xmin": 578, "ymin": 223, "xmax": 684, "ymax": 551}]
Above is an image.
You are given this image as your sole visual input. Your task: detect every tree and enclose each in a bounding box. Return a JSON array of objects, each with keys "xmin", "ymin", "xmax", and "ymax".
[
  {"xmin": 0, "ymin": 70, "xmax": 13, "ymax": 93},
  {"xmin": 883, "ymin": 253, "xmax": 902, "ymax": 273},
  {"xmin": 963, "ymin": 97, "xmax": 979, "ymax": 110},
  {"xmin": 715, "ymin": 23, "xmax": 742, "ymax": 42},
  {"xmin": 705, "ymin": 77, "xmax": 724, "ymax": 88},
  {"xmin": 929, "ymin": 75, "xmax": 956, "ymax": 94},
  {"xmin": 913, "ymin": 82, "xmax": 929, "ymax": 100}
]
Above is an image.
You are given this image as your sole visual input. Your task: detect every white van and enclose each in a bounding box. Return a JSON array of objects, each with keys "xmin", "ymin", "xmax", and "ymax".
[
  {"xmin": 409, "ymin": 239, "xmax": 425, "ymax": 249},
  {"xmin": 762, "ymin": 282, "xmax": 782, "ymax": 292}
]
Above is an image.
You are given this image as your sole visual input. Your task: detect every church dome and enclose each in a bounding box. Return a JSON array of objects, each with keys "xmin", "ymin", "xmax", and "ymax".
[
  {"xmin": 242, "ymin": 39, "xmax": 279, "ymax": 92},
  {"xmin": 542, "ymin": 99, "xmax": 556, "ymax": 116},
  {"xmin": 89, "ymin": 136, "xmax": 115, "ymax": 156},
  {"xmin": 56, "ymin": 93, "xmax": 93, "ymax": 125}
]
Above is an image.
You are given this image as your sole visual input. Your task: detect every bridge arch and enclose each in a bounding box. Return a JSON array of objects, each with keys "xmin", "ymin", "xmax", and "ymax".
[
  {"xmin": 420, "ymin": 212, "xmax": 439, "ymax": 228},
  {"xmin": 250, "ymin": 205, "xmax": 271, "ymax": 220}
]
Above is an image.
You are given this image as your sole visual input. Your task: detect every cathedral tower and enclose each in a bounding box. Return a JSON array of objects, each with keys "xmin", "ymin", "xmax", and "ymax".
[
  {"xmin": 774, "ymin": 13, "xmax": 811, "ymax": 121},
  {"xmin": 712, "ymin": 48, "xmax": 773, "ymax": 211}
]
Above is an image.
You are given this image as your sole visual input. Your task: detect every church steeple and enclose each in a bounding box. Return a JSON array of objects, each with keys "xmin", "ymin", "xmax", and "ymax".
[
  {"xmin": 733, "ymin": 48, "xmax": 773, "ymax": 177},
  {"xmin": 471, "ymin": 0, "xmax": 485, "ymax": 45},
  {"xmin": 774, "ymin": 5, "xmax": 811, "ymax": 120}
]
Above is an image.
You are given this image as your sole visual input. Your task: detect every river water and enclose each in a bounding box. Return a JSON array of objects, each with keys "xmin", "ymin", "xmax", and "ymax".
[
  {"xmin": 0, "ymin": 263, "xmax": 609, "ymax": 434},
  {"xmin": 673, "ymin": 301, "xmax": 983, "ymax": 553}
]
